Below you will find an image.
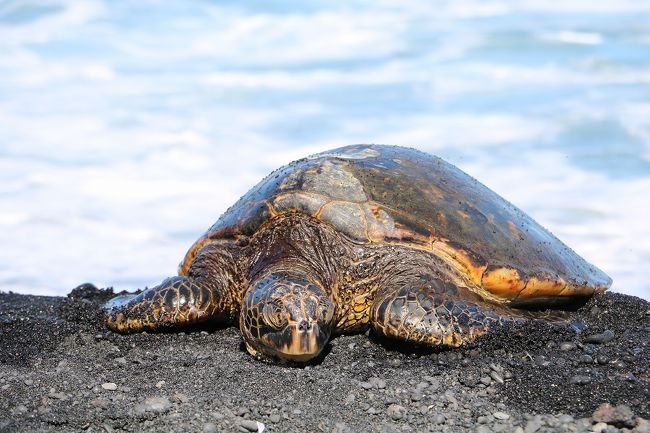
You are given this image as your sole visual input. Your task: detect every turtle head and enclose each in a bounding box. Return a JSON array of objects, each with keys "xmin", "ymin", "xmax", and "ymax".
[{"xmin": 240, "ymin": 272, "xmax": 335, "ymax": 363}]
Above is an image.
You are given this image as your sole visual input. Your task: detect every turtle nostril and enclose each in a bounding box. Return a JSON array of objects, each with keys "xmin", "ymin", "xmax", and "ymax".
[{"xmin": 298, "ymin": 320, "xmax": 311, "ymax": 332}]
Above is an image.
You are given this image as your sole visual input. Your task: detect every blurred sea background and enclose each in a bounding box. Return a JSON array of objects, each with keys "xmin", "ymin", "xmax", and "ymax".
[{"xmin": 0, "ymin": 0, "xmax": 649, "ymax": 300}]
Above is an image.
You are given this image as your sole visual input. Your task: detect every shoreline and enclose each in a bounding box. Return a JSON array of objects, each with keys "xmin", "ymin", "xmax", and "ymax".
[{"xmin": 0, "ymin": 288, "xmax": 648, "ymax": 432}]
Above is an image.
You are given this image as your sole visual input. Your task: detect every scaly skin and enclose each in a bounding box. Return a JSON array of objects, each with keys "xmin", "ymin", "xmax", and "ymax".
[{"xmin": 104, "ymin": 213, "xmax": 560, "ymax": 362}]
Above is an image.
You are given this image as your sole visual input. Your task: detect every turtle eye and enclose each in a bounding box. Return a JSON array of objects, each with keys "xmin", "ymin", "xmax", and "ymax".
[{"xmin": 262, "ymin": 303, "xmax": 287, "ymax": 329}]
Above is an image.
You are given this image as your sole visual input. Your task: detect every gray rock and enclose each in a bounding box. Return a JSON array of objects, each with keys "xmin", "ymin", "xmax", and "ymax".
[
  {"xmin": 584, "ymin": 330, "xmax": 616, "ymax": 344},
  {"xmin": 101, "ymin": 382, "xmax": 118, "ymax": 391},
  {"xmin": 573, "ymin": 418, "xmax": 592, "ymax": 431},
  {"xmin": 559, "ymin": 342, "xmax": 576, "ymax": 351},
  {"xmin": 235, "ymin": 406, "xmax": 250, "ymax": 416},
  {"xmin": 569, "ymin": 375, "xmax": 591, "ymax": 385},
  {"xmin": 490, "ymin": 371, "xmax": 504, "ymax": 384},
  {"xmin": 580, "ymin": 354, "xmax": 594, "ymax": 363},
  {"xmin": 534, "ymin": 355, "xmax": 551, "ymax": 367},
  {"xmin": 387, "ymin": 404, "xmax": 406, "ymax": 421},
  {"xmin": 489, "ymin": 363, "xmax": 503, "ymax": 373},
  {"xmin": 524, "ymin": 416, "xmax": 543, "ymax": 433},
  {"xmin": 493, "ymin": 411, "xmax": 510, "ymax": 420},
  {"xmin": 480, "ymin": 376, "xmax": 492, "ymax": 386},
  {"xmin": 203, "ymin": 422, "xmax": 218, "ymax": 433},
  {"xmin": 592, "ymin": 403, "xmax": 636, "ymax": 428},
  {"xmin": 239, "ymin": 419, "xmax": 263, "ymax": 432},
  {"xmin": 592, "ymin": 422, "xmax": 609, "ymax": 433},
  {"xmin": 268, "ymin": 414, "xmax": 281, "ymax": 423},
  {"xmin": 633, "ymin": 421, "xmax": 650, "ymax": 433},
  {"xmin": 48, "ymin": 391, "xmax": 67, "ymax": 400},
  {"xmin": 432, "ymin": 413, "xmax": 446, "ymax": 424},
  {"xmin": 460, "ymin": 373, "xmax": 480, "ymax": 388},
  {"xmin": 173, "ymin": 392, "xmax": 189, "ymax": 404},
  {"xmin": 360, "ymin": 381, "xmax": 373, "ymax": 390},
  {"xmin": 369, "ymin": 377, "xmax": 386, "ymax": 389},
  {"xmin": 134, "ymin": 397, "xmax": 172, "ymax": 416}
]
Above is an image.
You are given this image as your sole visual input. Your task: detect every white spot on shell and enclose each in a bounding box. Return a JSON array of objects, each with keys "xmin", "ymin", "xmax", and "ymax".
[
  {"xmin": 303, "ymin": 160, "xmax": 367, "ymax": 202},
  {"xmin": 313, "ymin": 146, "xmax": 380, "ymax": 160}
]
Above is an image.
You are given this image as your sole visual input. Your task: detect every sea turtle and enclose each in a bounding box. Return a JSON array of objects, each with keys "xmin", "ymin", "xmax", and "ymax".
[{"xmin": 103, "ymin": 144, "xmax": 611, "ymax": 363}]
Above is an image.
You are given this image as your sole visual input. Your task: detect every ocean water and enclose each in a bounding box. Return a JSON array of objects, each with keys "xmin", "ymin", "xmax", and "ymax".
[{"xmin": 0, "ymin": 0, "xmax": 648, "ymax": 300}]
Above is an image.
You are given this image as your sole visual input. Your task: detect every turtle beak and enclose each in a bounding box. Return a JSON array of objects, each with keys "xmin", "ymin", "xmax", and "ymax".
[{"xmin": 264, "ymin": 321, "xmax": 330, "ymax": 362}]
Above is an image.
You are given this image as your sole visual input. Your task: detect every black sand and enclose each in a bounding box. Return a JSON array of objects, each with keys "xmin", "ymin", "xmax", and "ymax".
[{"xmin": 0, "ymin": 287, "xmax": 648, "ymax": 433}]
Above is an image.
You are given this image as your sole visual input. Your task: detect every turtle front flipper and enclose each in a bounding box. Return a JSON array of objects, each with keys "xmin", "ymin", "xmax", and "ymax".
[
  {"xmin": 104, "ymin": 276, "xmax": 228, "ymax": 333},
  {"xmin": 370, "ymin": 276, "xmax": 529, "ymax": 347}
]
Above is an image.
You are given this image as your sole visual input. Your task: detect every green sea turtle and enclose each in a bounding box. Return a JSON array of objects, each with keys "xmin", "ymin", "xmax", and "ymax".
[{"xmin": 103, "ymin": 144, "xmax": 611, "ymax": 363}]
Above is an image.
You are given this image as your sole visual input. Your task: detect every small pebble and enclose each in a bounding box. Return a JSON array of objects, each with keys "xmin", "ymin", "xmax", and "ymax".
[
  {"xmin": 369, "ymin": 377, "xmax": 386, "ymax": 389},
  {"xmin": 13, "ymin": 405, "xmax": 28, "ymax": 414},
  {"xmin": 489, "ymin": 363, "xmax": 503, "ymax": 373},
  {"xmin": 155, "ymin": 380, "xmax": 165, "ymax": 388},
  {"xmin": 101, "ymin": 383, "xmax": 118, "ymax": 391},
  {"xmin": 48, "ymin": 391, "xmax": 66, "ymax": 400},
  {"xmin": 269, "ymin": 414, "xmax": 281, "ymax": 423},
  {"xmin": 493, "ymin": 411, "xmax": 510, "ymax": 420},
  {"xmin": 114, "ymin": 357, "xmax": 127, "ymax": 365},
  {"xmin": 173, "ymin": 393, "xmax": 189, "ymax": 404},
  {"xmin": 480, "ymin": 376, "xmax": 492, "ymax": 386},
  {"xmin": 584, "ymin": 330, "xmax": 615, "ymax": 344},
  {"xmin": 235, "ymin": 407, "xmax": 250, "ymax": 416},
  {"xmin": 134, "ymin": 396, "xmax": 172, "ymax": 416},
  {"xmin": 592, "ymin": 422, "xmax": 609, "ymax": 433},
  {"xmin": 203, "ymin": 423, "xmax": 218, "ymax": 433},
  {"xmin": 239, "ymin": 420, "xmax": 263, "ymax": 432},
  {"xmin": 387, "ymin": 404, "xmax": 406, "ymax": 421},
  {"xmin": 592, "ymin": 403, "xmax": 636, "ymax": 428},
  {"xmin": 569, "ymin": 375, "xmax": 591, "ymax": 385},
  {"xmin": 633, "ymin": 421, "xmax": 650, "ymax": 433},
  {"xmin": 24, "ymin": 379, "xmax": 33, "ymax": 386},
  {"xmin": 490, "ymin": 371, "xmax": 504, "ymax": 384},
  {"xmin": 524, "ymin": 417, "xmax": 542, "ymax": 433},
  {"xmin": 559, "ymin": 342, "xmax": 576, "ymax": 351},
  {"xmin": 432, "ymin": 413, "xmax": 446, "ymax": 424}
]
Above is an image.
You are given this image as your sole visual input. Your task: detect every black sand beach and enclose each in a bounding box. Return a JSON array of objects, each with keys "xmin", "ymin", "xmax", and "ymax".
[{"xmin": 0, "ymin": 287, "xmax": 648, "ymax": 432}]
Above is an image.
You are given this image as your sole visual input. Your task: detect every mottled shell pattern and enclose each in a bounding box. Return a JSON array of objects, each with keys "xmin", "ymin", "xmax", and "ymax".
[{"xmin": 180, "ymin": 145, "xmax": 611, "ymax": 302}]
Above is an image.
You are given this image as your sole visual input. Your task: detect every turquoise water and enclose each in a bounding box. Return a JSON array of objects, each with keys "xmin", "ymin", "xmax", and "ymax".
[{"xmin": 0, "ymin": 0, "xmax": 649, "ymax": 299}]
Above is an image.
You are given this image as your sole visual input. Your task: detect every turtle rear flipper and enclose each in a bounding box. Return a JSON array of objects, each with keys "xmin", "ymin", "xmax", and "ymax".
[
  {"xmin": 104, "ymin": 276, "xmax": 225, "ymax": 333},
  {"xmin": 369, "ymin": 277, "xmax": 532, "ymax": 347}
]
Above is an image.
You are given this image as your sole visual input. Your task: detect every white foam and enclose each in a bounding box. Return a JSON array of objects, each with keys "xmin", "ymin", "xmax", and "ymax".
[
  {"xmin": 0, "ymin": 0, "xmax": 648, "ymax": 301},
  {"xmin": 544, "ymin": 31, "xmax": 603, "ymax": 45}
]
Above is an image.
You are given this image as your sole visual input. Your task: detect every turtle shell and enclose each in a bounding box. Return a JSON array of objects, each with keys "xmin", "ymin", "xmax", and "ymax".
[{"xmin": 180, "ymin": 145, "xmax": 611, "ymax": 301}]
